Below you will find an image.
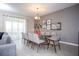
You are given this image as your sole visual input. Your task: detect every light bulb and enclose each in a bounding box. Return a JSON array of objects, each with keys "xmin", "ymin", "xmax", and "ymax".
[
  {"xmin": 34, "ymin": 16, "xmax": 38, "ymax": 19},
  {"xmin": 34, "ymin": 16, "xmax": 40, "ymax": 20}
]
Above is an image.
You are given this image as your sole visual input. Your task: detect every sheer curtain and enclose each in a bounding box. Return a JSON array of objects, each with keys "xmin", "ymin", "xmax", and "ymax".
[{"xmin": 4, "ymin": 15, "xmax": 27, "ymax": 46}]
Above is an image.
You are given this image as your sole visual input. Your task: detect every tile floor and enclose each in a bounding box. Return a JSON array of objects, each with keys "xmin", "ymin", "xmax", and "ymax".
[{"xmin": 15, "ymin": 39, "xmax": 78, "ymax": 56}]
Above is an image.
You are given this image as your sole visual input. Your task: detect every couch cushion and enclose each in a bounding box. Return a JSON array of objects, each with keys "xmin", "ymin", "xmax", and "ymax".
[
  {"xmin": 6, "ymin": 36, "xmax": 11, "ymax": 43},
  {"xmin": 0, "ymin": 33, "xmax": 8, "ymax": 45},
  {"xmin": 0, "ymin": 32, "xmax": 4, "ymax": 40}
]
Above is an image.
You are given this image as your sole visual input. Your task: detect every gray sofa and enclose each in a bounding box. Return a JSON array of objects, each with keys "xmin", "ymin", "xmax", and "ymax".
[{"xmin": 0, "ymin": 32, "xmax": 16, "ymax": 56}]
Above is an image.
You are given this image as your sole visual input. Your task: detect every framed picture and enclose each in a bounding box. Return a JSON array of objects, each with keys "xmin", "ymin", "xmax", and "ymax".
[
  {"xmin": 42, "ymin": 24, "xmax": 47, "ymax": 29},
  {"xmin": 47, "ymin": 20, "xmax": 51, "ymax": 24},
  {"xmin": 51, "ymin": 23, "xmax": 57, "ymax": 30},
  {"xmin": 51, "ymin": 22, "xmax": 61, "ymax": 30},
  {"xmin": 42, "ymin": 20, "xmax": 47, "ymax": 29},
  {"xmin": 42, "ymin": 19, "xmax": 61, "ymax": 30},
  {"xmin": 47, "ymin": 24, "xmax": 51, "ymax": 30}
]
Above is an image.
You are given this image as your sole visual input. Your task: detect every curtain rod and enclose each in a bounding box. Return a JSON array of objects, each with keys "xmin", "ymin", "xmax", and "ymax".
[{"xmin": 3, "ymin": 14, "xmax": 25, "ymax": 19}]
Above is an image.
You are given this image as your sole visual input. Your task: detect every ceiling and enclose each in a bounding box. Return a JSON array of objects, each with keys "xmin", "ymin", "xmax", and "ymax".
[{"xmin": 1, "ymin": 3, "xmax": 76, "ymax": 17}]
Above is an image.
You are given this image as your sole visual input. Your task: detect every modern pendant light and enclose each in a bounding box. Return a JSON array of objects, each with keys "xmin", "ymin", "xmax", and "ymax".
[{"xmin": 34, "ymin": 8, "xmax": 40, "ymax": 20}]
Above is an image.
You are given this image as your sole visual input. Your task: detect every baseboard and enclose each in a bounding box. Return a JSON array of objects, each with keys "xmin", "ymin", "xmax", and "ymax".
[{"xmin": 60, "ymin": 41, "xmax": 78, "ymax": 46}]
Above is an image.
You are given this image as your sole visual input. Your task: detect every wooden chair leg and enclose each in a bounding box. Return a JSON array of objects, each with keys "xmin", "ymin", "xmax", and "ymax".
[
  {"xmin": 31, "ymin": 42, "xmax": 33, "ymax": 48},
  {"xmin": 53, "ymin": 41, "xmax": 57, "ymax": 53},
  {"xmin": 31, "ymin": 42, "xmax": 35, "ymax": 49},
  {"xmin": 26, "ymin": 40, "xmax": 29, "ymax": 46},
  {"xmin": 24, "ymin": 39, "xmax": 25, "ymax": 44},
  {"xmin": 47, "ymin": 43, "xmax": 49, "ymax": 50},
  {"xmin": 32, "ymin": 43, "xmax": 35, "ymax": 49},
  {"xmin": 47, "ymin": 40, "xmax": 50, "ymax": 50},
  {"xmin": 58, "ymin": 41, "xmax": 61, "ymax": 50}
]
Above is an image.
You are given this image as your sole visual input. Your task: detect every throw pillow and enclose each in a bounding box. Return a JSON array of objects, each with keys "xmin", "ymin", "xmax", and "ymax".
[{"xmin": 0, "ymin": 32, "xmax": 4, "ymax": 40}]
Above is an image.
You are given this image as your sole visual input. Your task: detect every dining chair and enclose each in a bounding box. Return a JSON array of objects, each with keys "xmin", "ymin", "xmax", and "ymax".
[
  {"xmin": 47, "ymin": 31, "xmax": 61, "ymax": 53},
  {"xmin": 22, "ymin": 32, "xmax": 29, "ymax": 45}
]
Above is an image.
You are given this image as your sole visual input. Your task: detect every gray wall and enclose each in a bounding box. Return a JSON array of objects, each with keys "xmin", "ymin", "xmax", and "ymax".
[{"xmin": 41, "ymin": 4, "xmax": 79, "ymax": 44}]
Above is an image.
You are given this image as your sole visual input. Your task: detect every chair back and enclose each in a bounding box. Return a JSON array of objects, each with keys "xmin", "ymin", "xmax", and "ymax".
[
  {"xmin": 22, "ymin": 32, "xmax": 28, "ymax": 40},
  {"xmin": 28, "ymin": 32, "xmax": 40, "ymax": 43},
  {"xmin": 50, "ymin": 31, "xmax": 59, "ymax": 41}
]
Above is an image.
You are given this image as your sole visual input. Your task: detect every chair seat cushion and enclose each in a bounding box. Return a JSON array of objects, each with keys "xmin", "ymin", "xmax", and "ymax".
[
  {"xmin": 49, "ymin": 36, "xmax": 58, "ymax": 41},
  {"xmin": 32, "ymin": 39, "xmax": 45, "ymax": 44}
]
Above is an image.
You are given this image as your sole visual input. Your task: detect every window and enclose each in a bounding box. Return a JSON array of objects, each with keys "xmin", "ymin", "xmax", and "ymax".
[
  {"xmin": 5, "ymin": 16, "xmax": 27, "ymax": 40},
  {"xmin": 5, "ymin": 21, "xmax": 12, "ymax": 32}
]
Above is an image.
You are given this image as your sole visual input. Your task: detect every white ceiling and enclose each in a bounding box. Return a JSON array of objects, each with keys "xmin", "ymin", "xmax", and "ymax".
[{"xmin": 2, "ymin": 3, "xmax": 76, "ymax": 17}]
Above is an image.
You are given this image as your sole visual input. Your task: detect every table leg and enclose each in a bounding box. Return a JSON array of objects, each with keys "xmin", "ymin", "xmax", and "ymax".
[{"xmin": 37, "ymin": 44, "xmax": 40, "ymax": 53}]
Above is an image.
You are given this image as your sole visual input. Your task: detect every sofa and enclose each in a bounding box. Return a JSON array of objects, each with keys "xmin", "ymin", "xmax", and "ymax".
[{"xmin": 0, "ymin": 32, "xmax": 16, "ymax": 56}]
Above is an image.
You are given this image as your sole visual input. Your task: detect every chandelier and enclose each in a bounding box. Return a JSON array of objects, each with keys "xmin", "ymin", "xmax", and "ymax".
[{"xmin": 34, "ymin": 8, "xmax": 40, "ymax": 20}]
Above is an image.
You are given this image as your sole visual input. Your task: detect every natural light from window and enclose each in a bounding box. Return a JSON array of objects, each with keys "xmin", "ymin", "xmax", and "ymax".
[{"xmin": 5, "ymin": 16, "xmax": 26, "ymax": 40}]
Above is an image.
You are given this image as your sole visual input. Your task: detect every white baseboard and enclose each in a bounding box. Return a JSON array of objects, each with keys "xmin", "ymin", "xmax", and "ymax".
[{"xmin": 60, "ymin": 41, "xmax": 78, "ymax": 46}]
